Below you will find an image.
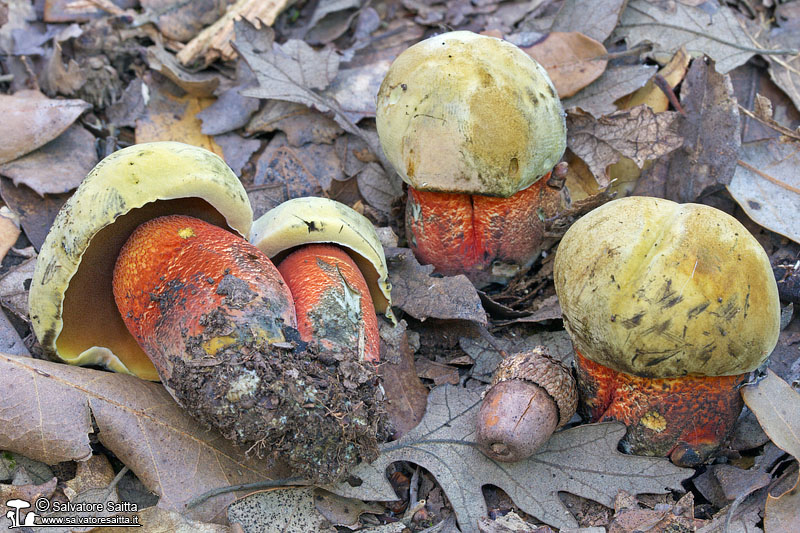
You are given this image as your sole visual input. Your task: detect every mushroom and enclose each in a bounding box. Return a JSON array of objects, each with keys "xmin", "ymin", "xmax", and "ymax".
[
  {"xmin": 553, "ymin": 196, "xmax": 780, "ymax": 466},
  {"xmin": 376, "ymin": 31, "xmax": 567, "ymax": 287},
  {"xmin": 476, "ymin": 348, "xmax": 577, "ymax": 462},
  {"xmin": 30, "ymin": 142, "xmax": 393, "ymax": 482}
]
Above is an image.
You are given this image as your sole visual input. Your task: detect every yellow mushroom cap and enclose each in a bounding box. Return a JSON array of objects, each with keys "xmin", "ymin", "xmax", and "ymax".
[
  {"xmin": 376, "ymin": 30, "xmax": 566, "ymax": 198},
  {"xmin": 29, "ymin": 142, "xmax": 253, "ymax": 380},
  {"xmin": 554, "ymin": 196, "xmax": 780, "ymax": 379},
  {"xmin": 250, "ymin": 197, "xmax": 395, "ymax": 324}
]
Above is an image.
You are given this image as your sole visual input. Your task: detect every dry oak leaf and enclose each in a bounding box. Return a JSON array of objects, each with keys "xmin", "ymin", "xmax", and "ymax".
[
  {"xmin": 567, "ymin": 105, "xmax": 683, "ymax": 187},
  {"xmin": 0, "ymin": 91, "xmax": 90, "ymax": 165},
  {"xmin": 521, "ymin": 32, "xmax": 608, "ymax": 99},
  {"xmin": 728, "ymin": 139, "xmax": 800, "ymax": 245},
  {"xmin": 386, "ymin": 247, "xmax": 487, "ymax": 325},
  {"xmin": 613, "ymin": 0, "xmax": 754, "ymax": 74},
  {"xmin": 633, "ymin": 57, "xmax": 741, "ymax": 203},
  {"xmin": 228, "ymin": 488, "xmax": 334, "ymax": 533},
  {"xmin": 741, "ymin": 370, "xmax": 800, "ymax": 533},
  {"xmin": 328, "ymin": 385, "xmax": 691, "ymax": 532},
  {"xmin": 551, "ymin": 0, "xmax": 628, "ymax": 43},
  {"xmin": 0, "ymin": 353, "xmax": 286, "ymax": 523},
  {"xmin": 0, "ymin": 124, "xmax": 98, "ymax": 196},
  {"xmin": 562, "ymin": 65, "xmax": 656, "ymax": 118}
]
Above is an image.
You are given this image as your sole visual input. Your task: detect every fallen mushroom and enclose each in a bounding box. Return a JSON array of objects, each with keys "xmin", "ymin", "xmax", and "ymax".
[
  {"xmin": 30, "ymin": 142, "xmax": 393, "ymax": 482},
  {"xmin": 553, "ymin": 197, "xmax": 780, "ymax": 466},
  {"xmin": 376, "ymin": 31, "xmax": 567, "ymax": 287},
  {"xmin": 476, "ymin": 348, "xmax": 577, "ymax": 462}
]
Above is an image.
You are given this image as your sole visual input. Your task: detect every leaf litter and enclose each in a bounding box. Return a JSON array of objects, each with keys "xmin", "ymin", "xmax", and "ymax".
[{"xmin": 1, "ymin": 0, "xmax": 800, "ymax": 531}]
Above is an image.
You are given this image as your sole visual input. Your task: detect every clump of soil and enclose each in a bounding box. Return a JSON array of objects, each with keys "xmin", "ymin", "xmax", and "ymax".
[{"xmin": 168, "ymin": 281, "xmax": 389, "ymax": 484}]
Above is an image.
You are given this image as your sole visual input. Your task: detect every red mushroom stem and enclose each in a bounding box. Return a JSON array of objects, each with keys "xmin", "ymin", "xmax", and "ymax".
[
  {"xmin": 575, "ymin": 351, "xmax": 745, "ymax": 466},
  {"xmin": 278, "ymin": 243, "xmax": 380, "ymax": 364},
  {"xmin": 406, "ymin": 173, "xmax": 561, "ymax": 284}
]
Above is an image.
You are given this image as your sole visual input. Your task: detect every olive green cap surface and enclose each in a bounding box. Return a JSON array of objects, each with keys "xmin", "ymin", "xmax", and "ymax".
[
  {"xmin": 554, "ymin": 196, "xmax": 780, "ymax": 378},
  {"xmin": 376, "ymin": 31, "xmax": 566, "ymax": 198},
  {"xmin": 29, "ymin": 142, "xmax": 253, "ymax": 380}
]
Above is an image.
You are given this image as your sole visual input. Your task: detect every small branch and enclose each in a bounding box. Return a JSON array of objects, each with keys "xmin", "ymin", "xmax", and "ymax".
[
  {"xmin": 617, "ymin": 22, "xmax": 799, "ymax": 55},
  {"xmin": 737, "ymin": 159, "xmax": 800, "ymax": 195},
  {"xmin": 186, "ymin": 477, "xmax": 306, "ymax": 508},
  {"xmin": 737, "ymin": 104, "xmax": 800, "ymax": 142}
]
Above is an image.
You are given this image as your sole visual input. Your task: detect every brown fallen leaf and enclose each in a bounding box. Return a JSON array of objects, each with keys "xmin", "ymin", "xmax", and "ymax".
[
  {"xmin": 235, "ymin": 19, "xmax": 394, "ymax": 177},
  {"xmin": 607, "ymin": 48, "xmax": 691, "ymax": 197},
  {"xmin": 635, "ymin": 58, "xmax": 741, "ymax": 202},
  {"xmin": 567, "ymin": 105, "xmax": 683, "ymax": 187},
  {"xmin": 253, "ymin": 132, "xmax": 344, "ymax": 199},
  {"xmin": 228, "ymin": 488, "xmax": 334, "ymax": 533},
  {"xmin": 0, "ymin": 476, "xmax": 57, "ymax": 524},
  {"xmin": 562, "ymin": 65, "xmax": 656, "ymax": 118},
  {"xmin": 415, "ymin": 357, "xmax": 460, "ymax": 386},
  {"xmin": 522, "ymin": 32, "xmax": 608, "ymax": 99},
  {"xmin": 608, "ymin": 492, "xmax": 705, "ymax": 532},
  {"xmin": 0, "ymin": 353, "xmax": 287, "ymax": 522},
  {"xmin": 0, "ymin": 255, "xmax": 35, "ymax": 320},
  {"xmin": 246, "ymin": 100, "xmax": 344, "ymax": 146},
  {"xmin": 328, "ymin": 385, "xmax": 691, "ymax": 532},
  {"xmin": 313, "ymin": 487, "xmax": 384, "ymax": 528},
  {"xmin": 613, "ymin": 0, "xmax": 755, "ymax": 74},
  {"xmin": 64, "ymin": 454, "xmax": 115, "ymax": 498},
  {"xmin": 551, "ymin": 0, "xmax": 628, "ymax": 43},
  {"xmin": 459, "ymin": 329, "xmax": 574, "ymax": 383},
  {"xmin": 378, "ymin": 319, "xmax": 429, "ymax": 439},
  {"xmin": 763, "ymin": 28, "xmax": 800, "ymax": 112},
  {"xmin": 0, "ymin": 124, "xmax": 97, "ymax": 196},
  {"xmin": 386, "ymin": 247, "xmax": 487, "ymax": 326},
  {"xmin": 0, "ymin": 91, "xmax": 90, "ymax": 165},
  {"xmin": 0, "ymin": 207, "xmax": 20, "ymax": 263},
  {"xmin": 146, "ymin": 46, "xmax": 220, "ymax": 98},
  {"xmin": 177, "ymin": 0, "xmax": 291, "ymax": 68},
  {"xmin": 728, "ymin": 138, "xmax": 800, "ymax": 244},
  {"xmin": 140, "ymin": 0, "xmax": 229, "ymax": 43},
  {"xmin": 214, "ymin": 133, "xmax": 261, "ymax": 176},
  {"xmin": 323, "ymin": 60, "xmax": 392, "ymax": 123},
  {"xmin": 96, "ymin": 506, "xmax": 230, "ymax": 533},
  {"xmin": 741, "ymin": 370, "xmax": 800, "ymax": 533},
  {"xmin": 0, "ymin": 178, "xmax": 68, "ymax": 250},
  {"xmin": 135, "ymin": 74, "xmax": 222, "ymax": 157}
]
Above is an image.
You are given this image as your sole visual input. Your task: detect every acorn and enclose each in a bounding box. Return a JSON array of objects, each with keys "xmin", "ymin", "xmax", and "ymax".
[{"xmin": 476, "ymin": 348, "xmax": 577, "ymax": 462}]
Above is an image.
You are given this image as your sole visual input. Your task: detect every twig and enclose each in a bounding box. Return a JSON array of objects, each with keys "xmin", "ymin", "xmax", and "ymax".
[
  {"xmin": 617, "ymin": 21, "xmax": 798, "ymax": 55},
  {"xmin": 737, "ymin": 104, "xmax": 800, "ymax": 142},
  {"xmin": 737, "ymin": 159, "xmax": 800, "ymax": 194},
  {"xmin": 186, "ymin": 477, "xmax": 306, "ymax": 508},
  {"xmin": 653, "ymin": 74, "xmax": 685, "ymax": 115}
]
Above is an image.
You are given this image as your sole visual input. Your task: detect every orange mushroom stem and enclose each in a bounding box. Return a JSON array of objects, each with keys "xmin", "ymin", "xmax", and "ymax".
[
  {"xmin": 278, "ymin": 243, "xmax": 380, "ymax": 364},
  {"xmin": 406, "ymin": 174, "xmax": 562, "ymax": 286},
  {"xmin": 574, "ymin": 351, "xmax": 745, "ymax": 466},
  {"xmin": 112, "ymin": 216, "xmax": 385, "ymax": 472}
]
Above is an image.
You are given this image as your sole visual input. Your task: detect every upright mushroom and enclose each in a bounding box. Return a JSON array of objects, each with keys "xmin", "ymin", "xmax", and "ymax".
[
  {"xmin": 554, "ymin": 196, "xmax": 780, "ymax": 465},
  {"xmin": 376, "ymin": 31, "xmax": 567, "ymax": 286}
]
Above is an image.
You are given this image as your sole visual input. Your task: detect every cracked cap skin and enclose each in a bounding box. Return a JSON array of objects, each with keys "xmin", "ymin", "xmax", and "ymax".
[{"xmin": 554, "ymin": 196, "xmax": 780, "ymax": 465}]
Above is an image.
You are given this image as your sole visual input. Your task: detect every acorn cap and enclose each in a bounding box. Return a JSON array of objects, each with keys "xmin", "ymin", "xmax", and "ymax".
[
  {"xmin": 250, "ymin": 197, "xmax": 395, "ymax": 324},
  {"xmin": 376, "ymin": 31, "xmax": 566, "ymax": 198},
  {"xmin": 554, "ymin": 196, "xmax": 781, "ymax": 379},
  {"xmin": 29, "ymin": 142, "xmax": 252, "ymax": 380},
  {"xmin": 491, "ymin": 348, "xmax": 577, "ymax": 428}
]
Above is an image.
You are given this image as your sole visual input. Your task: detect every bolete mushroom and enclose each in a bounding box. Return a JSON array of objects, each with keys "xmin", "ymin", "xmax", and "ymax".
[
  {"xmin": 30, "ymin": 142, "xmax": 393, "ymax": 482},
  {"xmin": 376, "ymin": 31, "xmax": 567, "ymax": 286},
  {"xmin": 554, "ymin": 196, "xmax": 780, "ymax": 466},
  {"xmin": 476, "ymin": 348, "xmax": 577, "ymax": 462}
]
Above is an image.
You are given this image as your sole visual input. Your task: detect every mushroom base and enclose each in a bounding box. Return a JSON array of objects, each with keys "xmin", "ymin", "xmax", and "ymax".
[
  {"xmin": 405, "ymin": 174, "xmax": 562, "ymax": 287},
  {"xmin": 114, "ymin": 216, "xmax": 388, "ymax": 483},
  {"xmin": 575, "ymin": 351, "xmax": 745, "ymax": 467}
]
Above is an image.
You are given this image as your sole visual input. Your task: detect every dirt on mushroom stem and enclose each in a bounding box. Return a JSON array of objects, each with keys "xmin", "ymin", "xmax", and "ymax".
[{"xmin": 113, "ymin": 215, "xmax": 388, "ymax": 483}]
